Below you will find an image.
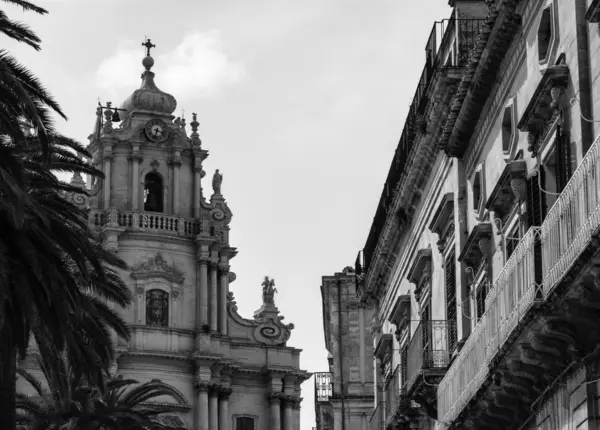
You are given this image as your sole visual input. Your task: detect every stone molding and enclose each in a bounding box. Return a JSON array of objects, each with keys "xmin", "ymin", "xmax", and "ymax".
[{"xmin": 131, "ymin": 253, "xmax": 185, "ymax": 284}]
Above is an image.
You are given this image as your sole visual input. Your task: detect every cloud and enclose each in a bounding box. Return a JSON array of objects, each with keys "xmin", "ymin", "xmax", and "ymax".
[{"xmin": 96, "ymin": 31, "xmax": 245, "ymax": 102}]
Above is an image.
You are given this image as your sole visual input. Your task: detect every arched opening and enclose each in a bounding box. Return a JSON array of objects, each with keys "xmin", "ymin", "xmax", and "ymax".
[
  {"xmin": 144, "ymin": 172, "xmax": 163, "ymax": 212},
  {"xmin": 146, "ymin": 289, "xmax": 169, "ymax": 327}
]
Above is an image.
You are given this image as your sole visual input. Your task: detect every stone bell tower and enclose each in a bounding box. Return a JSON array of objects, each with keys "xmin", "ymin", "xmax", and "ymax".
[{"xmin": 61, "ymin": 39, "xmax": 310, "ymax": 430}]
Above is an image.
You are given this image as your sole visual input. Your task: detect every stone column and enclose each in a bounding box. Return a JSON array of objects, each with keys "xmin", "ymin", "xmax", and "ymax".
[
  {"xmin": 218, "ymin": 263, "xmax": 229, "ymax": 335},
  {"xmin": 210, "ymin": 259, "xmax": 219, "ymax": 332},
  {"xmin": 209, "ymin": 385, "xmax": 219, "ymax": 430},
  {"xmin": 194, "ymin": 167, "xmax": 202, "ymax": 218},
  {"xmin": 196, "ymin": 382, "xmax": 210, "ymax": 430},
  {"xmin": 292, "ymin": 398, "xmax": 302, "ymax": 430},
  {"xmin": 218, "ymin": 387, "xmax": 232, "ymax": 430},
  {"xmin": 359, "ymin": 304, "xmax": 366, "ymax": 383},
  {"xmin": 268, "ymin": 393, "xmax": 282, "ymax": 430},
  {"xmin": 172, "ymin": 154, "xmax": 182, "ymax": 215},
  {"xmin": 130, "ymin": 152, "xmax": 142, "ymax": 210},
  {"xmin": 102, "ymin": 146, "xmax": 113, "ymax": 208},
  {"xmin": 283, "ymin": 397, "xmax": 294, "ymax": 430},
  {"xmin": 198, "ymin": 257, "xmax": 209, "ymax": 328}
]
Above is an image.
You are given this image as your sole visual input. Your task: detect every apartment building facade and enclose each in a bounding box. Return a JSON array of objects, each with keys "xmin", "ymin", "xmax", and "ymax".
[
  {"xmin": 314, "ymin": 267, "xmax": 375, "ymax": 430},
  {"xmin": 352, "ymin": 0, "xmax": 600, "ymax": 429}
]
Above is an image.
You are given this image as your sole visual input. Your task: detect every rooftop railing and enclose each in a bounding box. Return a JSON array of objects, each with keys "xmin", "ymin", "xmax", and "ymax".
[{"xmin": 360, "ymin": 12, "xmax": 485, "ymax": 281}]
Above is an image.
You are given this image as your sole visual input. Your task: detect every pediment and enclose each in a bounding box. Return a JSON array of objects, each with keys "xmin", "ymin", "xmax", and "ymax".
[{"xmin": 131, "ymin": 253, "xmax": 185, "ymax": 284}]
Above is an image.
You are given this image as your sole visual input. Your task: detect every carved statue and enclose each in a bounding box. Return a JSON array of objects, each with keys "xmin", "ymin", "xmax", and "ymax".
[
  {"xmin": 261, "ymin": 276, "xmax": 277, "ymax": 304},
  {"xmin": 212, "ymin": 169, "xmax": 223, "ymax": 194}
]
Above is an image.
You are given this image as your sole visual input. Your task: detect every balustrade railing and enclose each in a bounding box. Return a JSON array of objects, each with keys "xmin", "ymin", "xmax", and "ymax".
[
  {"xmin": 369, "ymin": 401, "xmax": 385, "ymax": 430},
  {"xmin": 88, "ymin": 209, "xmax": 206, "ymax": 237},
  {"xmin": 542, "ymin": 135, "xmax": 600, "ymax": 296},
  {"xmin": 438, "ymin": 134, "xmax": 600, "ymax": 424},
  {"xmin": 438, "ymin": 227, "xmax": 542, "ymax": 423},
  {"xmin": 406, "ymin": 320, "xmax": 454, "ymax": 393},
  {"xmin": 314, "ymin": 372, "xmax": 333, "ymax": 402}
]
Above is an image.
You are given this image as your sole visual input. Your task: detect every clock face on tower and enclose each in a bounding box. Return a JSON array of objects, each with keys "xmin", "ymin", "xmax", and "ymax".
[{"xmin": 144, "ymin": 118, "xmax": 169, "ymax": 142}]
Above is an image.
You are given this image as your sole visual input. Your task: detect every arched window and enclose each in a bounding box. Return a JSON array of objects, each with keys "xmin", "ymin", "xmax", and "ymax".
[
  {"xmin": 144, "ymin": 172, "xmax": 163, "ymax": 212},
  {"xmin": 146, "ymin": 289, "xmax": 169, "ymax": 327}
]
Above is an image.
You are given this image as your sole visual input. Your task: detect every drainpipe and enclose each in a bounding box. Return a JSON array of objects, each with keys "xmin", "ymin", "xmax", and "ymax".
[
  {"xmin": 337, "ymin": 280, "xmax": 346, "ymax": 430},
  {"xmin": 575, "ymin": 0, "xmax": 593, "ymax": 154}
]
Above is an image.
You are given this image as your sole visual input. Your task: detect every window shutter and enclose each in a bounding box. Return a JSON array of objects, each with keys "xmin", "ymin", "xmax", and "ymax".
[
  {"xmin": 527, "ymin": 173, "xmax": 546, "ymax": 227},
  {"xmin": 556, "ymin": 127, "xmax": 572, "ymax": 191},
  {"xmin": 445, "ymin": 252, "xmax": 458, "ymax": 352}
]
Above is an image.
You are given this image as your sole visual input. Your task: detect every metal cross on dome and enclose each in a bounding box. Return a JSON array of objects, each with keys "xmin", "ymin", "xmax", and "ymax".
[{"xmin": 142, "ymin": 38, "xmax": 156, "ymax": 56}]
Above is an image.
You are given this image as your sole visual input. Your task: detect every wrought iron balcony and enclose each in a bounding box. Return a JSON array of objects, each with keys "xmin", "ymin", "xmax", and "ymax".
[
  {"xmin": 405, "ymin": 320, "xmax": 455, "ymax": 419},
  {"xmin": 314, "ymin": 372, "xmax": 333, "ymax": 403},
  {"xmin": 436, "ymin": 133, "xmax": 600, "ymax": 424},
  {"xmin": 437, "ymin": 226, "xmax": 543, "ymax": 423},
  {"xmin": 384, "ymin": 365, "xmax": 418, "ymax": 430},
  {"xmin": 360, "ymin": 12, "xmax": 485, "ymax": 285}
]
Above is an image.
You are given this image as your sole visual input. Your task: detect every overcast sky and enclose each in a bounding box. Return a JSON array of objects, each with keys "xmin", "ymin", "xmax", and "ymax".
[{"xmin": 7, "ymin": 0, "xmax": 453, "ymax": 426}]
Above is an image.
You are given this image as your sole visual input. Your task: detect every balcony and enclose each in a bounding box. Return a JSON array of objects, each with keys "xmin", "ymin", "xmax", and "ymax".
[
  {"xmin": 406, "ymin": 320, "xmax": 455, "ymax": 419},
  {"xmin": 89, "ymin": 209, "xmax": 204, "ymax": 238},
  {"xmin": 384, "ymin": 365, "xmax": 418, "ymax": 429},
  {"xmin": 359, "ymin": 13, "xmax": 486, "ymax": 290},
  {"xmin": 437, "ymin": 133, "xmax": 600, "ymax": 427},
  {"xmin": 314, "ymin": 372, "xmax": 333, "ymax": 403}
]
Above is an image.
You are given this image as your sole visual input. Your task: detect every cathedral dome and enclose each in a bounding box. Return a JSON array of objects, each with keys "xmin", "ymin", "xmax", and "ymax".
[{"xmin": 120, "ymin": 55, "xmax": 177, "ymax": 118}]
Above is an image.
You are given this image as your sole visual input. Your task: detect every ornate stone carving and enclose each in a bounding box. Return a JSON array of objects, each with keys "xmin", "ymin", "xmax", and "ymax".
[
  {"xmin": 212, "ymin": 169, "xmax": 223, "ymax": 195},
  {"xmin": 219, "ymin": 387, "xmax": 233, "ymax": 399},
  {"xmin": 135, "ymin": 286, "xmax": 144, "ymax": 295},
  {"xmin": 261, "ymin": 276, "xmax": 277, "ymax": 305},
  {"xmin": 195, "ymin": 381, "xmax": 211, "ymax": 393},
  {"xmin": 150, "ymin": 159, "xmax": 160, "ymax": 170},
  {"xmin": 131, "ymin": 253, "xmax": 185, "ymax": 284},
  {"xmin": 228, "ymin": 272, "xmax": 237, "ymax": 283},
  {"xmin": 517, "ymin": 65, "xmax": 569, "ymax": 157},
  {"xmin": 267, "ymin": 392, "xmax": 283, "ymax": 405}
]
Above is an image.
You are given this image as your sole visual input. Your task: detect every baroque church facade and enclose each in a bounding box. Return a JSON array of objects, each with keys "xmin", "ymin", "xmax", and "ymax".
[{"xmin": 29, "ymin": 42, "xmax": 310, "ymax": 430}]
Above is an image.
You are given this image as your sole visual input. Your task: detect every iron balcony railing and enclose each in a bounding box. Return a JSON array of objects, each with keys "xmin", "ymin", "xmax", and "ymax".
[
  {"xmin": 437, "ymin": 226, "xmax": 543, "ymax": 423},
  {"xmin": 369, "ymin": 401, "xmax": 385, "ymax": 430},
  {"xmin": 542, "ymin": 136, "xmax": 600, "ymax": 296},
  {"xmin": 314, "ymin": 372, "xmax": 333, "ymax": 402},
  {"xmin": 437, "ymin": 133, "xmax": 600, "ymax": 424},
  {"xmin": 406, "ymin": 320, "xmax": 456, "ymax": 393},
  {"xmin": 360, "ymin": 12, "xmax": 485, "ymax": 280}
]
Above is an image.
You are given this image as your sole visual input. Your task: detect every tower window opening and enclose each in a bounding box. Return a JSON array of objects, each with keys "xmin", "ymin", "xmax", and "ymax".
[{"xmin": 144, "ymin": 172, "xmax": 163, "ymax": 212}]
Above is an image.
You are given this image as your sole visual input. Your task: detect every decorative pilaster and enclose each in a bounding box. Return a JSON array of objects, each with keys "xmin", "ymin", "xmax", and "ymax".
[
  {"xmin": 210, "ymin": 258, "xmax": 219, "ymax": 332},
  {"xmin": 102, "ymin": 144, "xmax": 114, "ymax": 208},
  {"xmin": 267, "ymin": 393, "xmax": 282, "ymax": 430},
  {"xmin": 195, "ymin": 381, "xmax": 210, "ymax": 430},
  {"xmin": 218, "ymin": 263, "xmax": 229, "ymax": 335},
  {"xmin": 283, "ymin": 396, "xmax": 296, "ymax": 430},
  {"xmin": 129, "ymin": 150, "xmax": 142, "ymax": 210},
  {"xmin": 218, "ymin": 387, "xmax": 232, "ymax": 430},
  {"xmin": 209, "ymin": 384, "xmax": 219, "ymax": 430},
  {"xmin": 193, "ymin": 166, "xmax": 202, "ymax": 218},
  {"xmin": 171, "ymin": 152, "xmax": 182, "ymax": 215},
  {"xmin": 135, "ymin": 286, "xmax": 144, "ymax": 324}
]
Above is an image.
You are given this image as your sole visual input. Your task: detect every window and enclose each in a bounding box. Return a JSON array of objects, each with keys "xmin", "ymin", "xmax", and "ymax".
[
  {"xmin": 400, "ymin": 345, "xmax": 408, "ymax": 388},
  {"xmin": 236, "ymin": 417, "xmax": 255, "ymax": 430},
  {"xmin": 146, "ymin": 289, "xmax": 169, "ymax": 327},
  {"xmin": 475, "ymin": 275, "xmax": 488, "ymax": 322},
  {"xmin": 505, "ymin": 223, "xmax": 520, "ymax": 261},
  {"xmin": 473, "ymin": 172, "xmax": 482, "ymax": 212},
  {"xmin": 144, "ymin": 172, "xmax": 163, "ymax": 212},
  {"xmin": 445, "ymin": 252, "xmax": 458, "ymax": 353},
  {"xmin": 502, "ymin": 103, "xmax": 518, "ymax": 157},
  {"xmin": 538, "ymin": 7, "xmax": 553, "ymax": 63}
]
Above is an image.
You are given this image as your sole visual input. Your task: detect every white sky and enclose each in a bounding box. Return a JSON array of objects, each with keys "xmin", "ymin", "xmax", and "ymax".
[{"xmin": 6, "ymin": 0, "xmax": 453, "ymax": 426}]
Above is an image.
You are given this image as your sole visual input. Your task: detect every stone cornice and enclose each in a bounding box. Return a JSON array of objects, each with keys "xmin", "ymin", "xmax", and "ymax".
[
  {"xmin": 388, "ymin": 294, "xmax": 411, "ymax": 333},
  {"xmin": 374, "ymin": 333, "xmax": 393, "ymax": 361},
  {"xmin": 516, "ymin": 64, "xmax": 569, "ymax": 157},
  {"xmin": 485, "ymin": 160, "xmax": 527, "ymax": 219},
  {"xmin": 458, "ymin": 223, "xmax": 493, "ymax": 270},
  {"xmin": 439, "ymin": 1, "xmax": 522, "ymax": 157}
]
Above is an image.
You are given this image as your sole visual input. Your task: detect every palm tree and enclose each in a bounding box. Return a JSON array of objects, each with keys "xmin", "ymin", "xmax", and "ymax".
[
  {"xmin": 17, "ymin": 354, "xmax": 184, "ymax": 430},
  {"xmin": 0, "ymin": 0, "xmax": 67, "ymax": 159},
  {"xmin": 1, "ymin": 134, "xmax": 133, "ymax": 429}
]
